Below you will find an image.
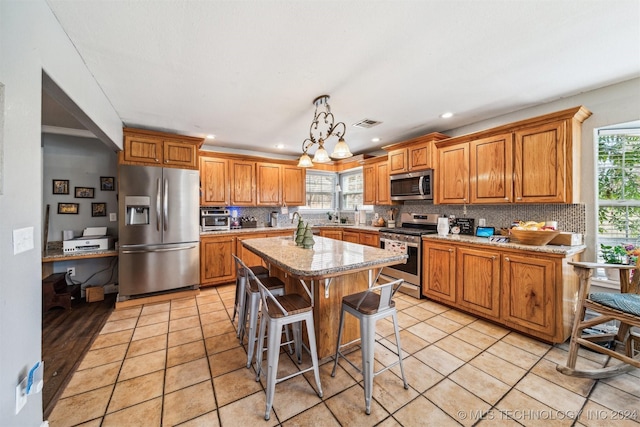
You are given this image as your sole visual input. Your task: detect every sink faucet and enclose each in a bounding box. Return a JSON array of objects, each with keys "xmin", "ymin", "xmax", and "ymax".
[{"xmin": 291, "ymin": 211, "xmax": 301, "ymax": 224}]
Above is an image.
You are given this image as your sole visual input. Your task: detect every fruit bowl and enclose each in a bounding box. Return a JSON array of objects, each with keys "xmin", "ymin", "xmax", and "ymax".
[{"xmin": 509, "ymin": 229, "xmax": 560, "ymax": 246}]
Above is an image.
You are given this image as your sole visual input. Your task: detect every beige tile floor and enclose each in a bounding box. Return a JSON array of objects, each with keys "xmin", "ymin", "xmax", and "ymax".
[{"xmin": 48, "ymin": 285, "xmax": 640, "ymax": 427}]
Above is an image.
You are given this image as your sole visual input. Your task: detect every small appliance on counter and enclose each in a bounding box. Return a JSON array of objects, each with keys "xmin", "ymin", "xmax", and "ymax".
[
  {"xmin": 63, "ymin": 227, "xmax": 114, "ymax": 253},
  {"xmin": 269, "ymin": 211, "xmax": 278, "ymax": 227},
  {"xmin": 200, "ymin": 207, "xmax": 231, "ymax": 231}
]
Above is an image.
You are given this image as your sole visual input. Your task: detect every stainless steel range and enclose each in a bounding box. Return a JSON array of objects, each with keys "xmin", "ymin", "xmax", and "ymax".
[{"xmin": 379, "ymin": 213, "xmax": 439, "ymax": 298}]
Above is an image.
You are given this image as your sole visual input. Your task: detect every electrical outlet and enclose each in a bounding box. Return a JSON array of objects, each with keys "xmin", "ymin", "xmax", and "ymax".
[
  {"xmin": 67, "ymin": 267, "xmax": 76, "ymax": 277},
  {"xmin": 15, "ymin": 378, "xmax": 27, "ymax": 414}
]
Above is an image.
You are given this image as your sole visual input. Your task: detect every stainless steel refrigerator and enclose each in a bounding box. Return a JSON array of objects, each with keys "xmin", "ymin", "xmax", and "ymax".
[{"xmin": 118, "ymin": 165, "xmax": 200, "ymax": 299}]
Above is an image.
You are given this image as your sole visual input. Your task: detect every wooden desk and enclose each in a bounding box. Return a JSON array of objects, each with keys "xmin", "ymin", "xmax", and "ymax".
[
  {"xmin": 42, "ymin": 249, "xmax": 118, "ymax": 278},
  {"xmin": 241, "ymin": 236, "xmax": 407, "ymax": 359}
]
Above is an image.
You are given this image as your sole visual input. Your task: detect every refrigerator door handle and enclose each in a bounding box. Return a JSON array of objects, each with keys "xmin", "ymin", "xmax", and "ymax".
[
  {"xmin": 121, "ymin": 245, "xmax": 198, "ymax": 254},
  {"xmin": 156, "ymin": 178, "xmax": 161, "ymax": 231},
  {"xmin": 163, "ymin": 178, "xmax": 169, "ymax": 231}
]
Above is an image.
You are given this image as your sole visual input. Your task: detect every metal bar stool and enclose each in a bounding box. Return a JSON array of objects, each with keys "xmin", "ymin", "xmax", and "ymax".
[
  {"xmin": 232, "ymin": 258, "xmax": 269, "ymax": 338},
  {"xmin": 249, "ymin": 267, "xmax": 323, "ymax": 421},
  {"xmin": 232, "ymin": 255, "xmax": 286, "ymax": 368},
  {"xmin": 331, "ymin": 278, "xmax": 408, "ymax": 415}
]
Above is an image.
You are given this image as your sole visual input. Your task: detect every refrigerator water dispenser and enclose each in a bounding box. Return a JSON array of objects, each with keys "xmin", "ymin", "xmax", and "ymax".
[{"xmin": 125, "ymin": 196, "xmax": 150, "ymax": 225}]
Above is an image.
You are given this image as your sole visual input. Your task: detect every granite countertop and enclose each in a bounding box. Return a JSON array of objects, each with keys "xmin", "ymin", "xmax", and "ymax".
[
  {"xmin": 422, "ymin": 234, "xmax": 586, "ymax": 255},
  {"xmin": 43, "ymin": 249, "xmax": 118, "ymax": 262},
  {"xmin": 200, "ymin": 224, "xmax": 383, "ymax": 236},
  {"xmin": 241, "ymin": 235, "xmax": 407, "ymax": 278}
]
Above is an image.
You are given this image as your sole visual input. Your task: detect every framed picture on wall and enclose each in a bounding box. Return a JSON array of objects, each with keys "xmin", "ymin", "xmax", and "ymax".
[
  {"xmin": 58, "ymin": 203, "xmax": 79, "ymax": 214},
  {"xmin": 75, "ymin": 187, "xmax": 95, "ymax": 198},
  {"xmin": 92, "ymin": 202, "xmax": 106, "ymax": 217},
  {"xmin": 100, "ymin": 176, "xmax": 115, "ymax": 191},
  {"xmin": 52, "ymin": 179, "xmax": 69, "ymax": 194}
]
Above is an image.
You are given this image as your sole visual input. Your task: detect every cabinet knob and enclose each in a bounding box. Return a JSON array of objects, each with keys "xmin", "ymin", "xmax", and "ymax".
[
  {"xmin": 516, "ymin": 197, "xmax": 522, "ymax": 200},
  {"xmin": 449, "ymin": 249, "xmax": 454, "ymax": 253},
  {"xmin": 155, "ymin": 158, "xmax": 159, "ymax": 162},
  {"xmin": 492, "ymin": 256, "xmax": 496, "ymax": 260},
  {"xmin": 505, "ymin": 197, "xmax": 509, "ymax": 201},
  {"xmin": 165, "ymin": 160, "xmax": 169, "ymax": 163},
  {"xmin": 505, "ymin": 257, "xmax": 510, "ymax": 262}
]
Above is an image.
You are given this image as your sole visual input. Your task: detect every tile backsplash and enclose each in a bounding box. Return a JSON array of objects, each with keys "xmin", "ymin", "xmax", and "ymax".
[{"xmin": 215, "ymin": 203, "xmax": 586, "ymax": 234}]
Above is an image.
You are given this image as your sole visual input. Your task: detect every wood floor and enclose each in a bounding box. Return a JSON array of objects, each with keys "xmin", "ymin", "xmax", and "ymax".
[{"xmin": 42, "ymin": 292, "xmax": 117, "ymax": 418}]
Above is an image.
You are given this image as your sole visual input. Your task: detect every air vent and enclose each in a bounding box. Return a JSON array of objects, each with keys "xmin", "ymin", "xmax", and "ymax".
[{"xmin": 352, "ymin": 118, "xmax": 382, "ymax": 128}]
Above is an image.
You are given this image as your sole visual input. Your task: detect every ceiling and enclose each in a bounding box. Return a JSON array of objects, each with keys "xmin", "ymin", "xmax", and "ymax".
[{"xmin": 43, "ymin": 0, "xmax": 640, "ymax": 159}]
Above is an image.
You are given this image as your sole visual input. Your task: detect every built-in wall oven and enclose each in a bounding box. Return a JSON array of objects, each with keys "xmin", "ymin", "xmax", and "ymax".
[{"xmin": 379, "ymin": 213, "xmax": 439, "ymax": 298}]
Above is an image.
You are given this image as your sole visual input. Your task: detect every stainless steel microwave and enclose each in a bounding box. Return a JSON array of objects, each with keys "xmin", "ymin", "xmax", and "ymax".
[{"xmin": 390, "ymin": 169, "xmax": 433, "ymax": 201}]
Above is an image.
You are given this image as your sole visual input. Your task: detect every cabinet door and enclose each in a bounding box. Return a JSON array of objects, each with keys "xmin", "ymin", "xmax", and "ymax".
[
  {"xmin": 236, "ymin": 233, "xmax": 269, "ymax": 268},
  {"xmin": 408, "ymin": 141, "xmax": 432, "ymax": 171},
  {"xmin": 376, "ymin": 162, "xmax": 390, "ymax": 205},
  {"xmin": 200, "ymin": 157, "xmax": 229, "ymax": 206},
  {"xmin": 124, "ymin": 135, "xmax": 163, "ymax": 165},
  {"xmin": 200, "ymin": 236, "xmax": 236, "ymax": 286},
  {"xmin": 359, "ymin": 232, "xmax": 379, "ymax": 247},
  {"xmin": 363, "ymin": 164, "xmax": 377, "ymax": 205},
  {"xmin": 456, "ymin": 247, "xmax": 501, "ymax": 319},
  {"xmin": 163, "ymin": 140, "xmax": 198, "ymax": 169},
  {"xmin": 422, "ymin": 242, "xmax": 456, "ymax": 303},
  {"xmin": 256, "ymin": 162, "xmax": 282, "ymax": 206},
  {"xmin": 501, "ymin": 254, "xmax": 556, "ymax": 336},
  {"xmin": 320, "ymin": 229, "xmax": 343, "ymax": 240},
  {"xmin": 470, "ymin": 133, "xmax": 513, "ymax": 204},
  {"xmin": 388, "ymin": 149, "xmax": 408, "ymax": 174},
  {"xmin": 513, "ymin": 121, "xmax": 566, "ymax": 203},
  {"xmin": 230, "ymin": 160, "xmax": 256, "ymax": 206},
  {"xmin": 342, "ymin": 231, "xmax": 360, "ymax": 243},
  {"xmin": 282, "ymin": 166, "xmax": 306, "ymax": 206},
  {"xmin": 437, "ymin": 143, "xmax": 469, "ymax": 204}
]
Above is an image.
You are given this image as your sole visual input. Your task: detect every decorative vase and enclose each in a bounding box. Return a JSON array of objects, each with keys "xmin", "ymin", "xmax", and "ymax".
[
  {"xmin": 302, "ymin": 225, "xmax": 315, "ymax": 249},
  {"xmin": 295, "ymin": 219, "xmax": 306, "ymax": 246}
]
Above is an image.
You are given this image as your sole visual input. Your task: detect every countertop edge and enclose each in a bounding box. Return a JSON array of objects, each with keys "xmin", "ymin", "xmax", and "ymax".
[{"xmin": 421, "ymin": 234, "xmax": 586, "ymax": 255}]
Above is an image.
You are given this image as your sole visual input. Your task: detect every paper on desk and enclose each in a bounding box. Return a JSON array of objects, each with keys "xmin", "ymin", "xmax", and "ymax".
[{"xmin": 83, "ymin": 227, "xmax": 107, "ymax": 237}]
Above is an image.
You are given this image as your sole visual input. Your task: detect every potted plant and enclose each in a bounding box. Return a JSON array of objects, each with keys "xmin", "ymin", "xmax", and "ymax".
[{"xmin": 600, "ymin": 243, "xmax": 632, "ymax": 280}]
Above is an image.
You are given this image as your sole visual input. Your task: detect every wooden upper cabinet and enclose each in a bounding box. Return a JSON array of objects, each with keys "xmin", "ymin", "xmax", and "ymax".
[
  {"xmin": 256, "ymin": 162, "xmax": 282, "ymax": 206},
  {"xmin": 514, "ymin": 121, "xmax": 566, "ymax": 203},
  {"xmin": 230, "ymin": 160, "xmax": 256, "ymax": 206},
  {"xmin": 124, "ymin": 135, "xmax": 163, "ymax": 165},
  {"xmin": 121, "ymin": 128, "xmax": 202, "ymax": 169},
  {"xmin": 388, "ymin": 149, "xmax": 408, "ymax": 174},
  {"xmin": 200, "ymin": 156, "xmax": 229, "ymax": 206},
  {"xmin": 436, "ymin": 143, "xmax": 469, "ymax": 204},
  {"xmin": 470, "ymin": 133, "xmax": 513, "ymax": 204},
  {"xmin": 363, "ymin": 157, "xmax": 391, "ymax": 205},
  {"xmin": 385, "ymin": 132, "xmax": 449, "ymax": 174},
  {"xmin": 282, "ymin": 165, "xmax": 306, "ymax": 206}
]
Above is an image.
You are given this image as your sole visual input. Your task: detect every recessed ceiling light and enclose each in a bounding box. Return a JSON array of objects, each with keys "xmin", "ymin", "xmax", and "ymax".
[
  {"xmin": 371, "ymin": 138, "xmax": 381, "ymax": 143},
  {"xmin": 440, "ymin": 112, "xmax": 453, "ymax": 119},
  {"xmin": 275, "ymin": 143, "xmax": 285, "ymax": 149},
  {"xmin": 206, "ymin": 134, "xmax": 215, "ymax": 140}
]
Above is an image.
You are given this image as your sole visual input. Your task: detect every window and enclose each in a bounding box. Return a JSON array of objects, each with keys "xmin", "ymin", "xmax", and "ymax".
[
  {"xmin": 339, "ymin": 169, "xmax": 363, "ymax": 210},
  {"xmin": 597, "ymin": 128, "xmax": 640, "ymax": 259},
  {"xmin": 302, "ymin": 171, "xmax": 337, "ymax": 210}
]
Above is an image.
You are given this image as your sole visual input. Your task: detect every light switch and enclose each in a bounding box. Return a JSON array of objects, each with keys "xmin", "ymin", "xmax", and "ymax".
[
  {"xmin": 13, "ymin": 227, "xmax": 34, "ymax": 255},
  {"xmin": 109, "ymin": 213, "xmax": 117, "ymax": 222}
]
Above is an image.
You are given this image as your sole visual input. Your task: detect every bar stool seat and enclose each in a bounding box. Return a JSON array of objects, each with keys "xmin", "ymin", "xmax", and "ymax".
[
  {"xmin": 332, "ymin": 278, "xmax": 408, "ymax": 415},
  {"xmin": 251, "ymin": 268, "xmax": 323, "ymax": 421}
]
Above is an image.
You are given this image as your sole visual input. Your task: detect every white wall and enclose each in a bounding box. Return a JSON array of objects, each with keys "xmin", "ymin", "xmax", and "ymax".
[
  {"xmin": 0, "ymin": 1, "xmax": 121, "ymax": 425},
  {"xmin": 442, "ymin": 78, "xmax": 640, "ymax": 260}
]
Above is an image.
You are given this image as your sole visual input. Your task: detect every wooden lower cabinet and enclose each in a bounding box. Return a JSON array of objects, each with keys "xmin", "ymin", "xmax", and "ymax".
[
  {"xmin": 359, "ymin": 231, "xmax": 379, "ymax": 247},
  {"xmin": 422, "ymin": 239, "xmax": 582, "ymax": 343},
  {"xmin": 236, "ymin": 233, "xmax": 269, "ymax": 269},
  {"xmin": 342, "ymin": 231, "xmax": 360, "ymax": 243},
  {"xmin": 319, "ymin": 229, "xmax": 343, "ymax": 240},
  {"xmin": 200, "ymin": 235, "xmax": 236, "ymax": 286}
]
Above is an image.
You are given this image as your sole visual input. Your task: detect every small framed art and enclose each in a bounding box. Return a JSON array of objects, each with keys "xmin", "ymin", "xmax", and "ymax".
[
  {"xmin": 58, "ymin": 203, "xmax": 79, "ymax": 214},
  {"xmin": 92, "ymin": 202, "xmax": 107, "ymax": 217},
  {"xmin": 75, "ymin": 187, "xmax": 95, "ymax": 198},
  {"xmin": 53, "ymin": 179, "xmax": 69, "ymax": 195},
  {"xmin": 100, "ymin": 176, "xmax": 115, "ymax": 191}
]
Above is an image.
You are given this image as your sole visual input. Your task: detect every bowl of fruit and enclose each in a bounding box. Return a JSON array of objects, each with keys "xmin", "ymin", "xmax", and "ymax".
[{"xmin": 509, "ymin": 221, "xmax": 560, "ymax": 246}]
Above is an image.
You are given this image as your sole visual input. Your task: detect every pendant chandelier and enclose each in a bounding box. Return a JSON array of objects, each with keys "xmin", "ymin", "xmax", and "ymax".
[{"xmin": 297, "ymin": 95, "xmax": 353, "ymax": 168}]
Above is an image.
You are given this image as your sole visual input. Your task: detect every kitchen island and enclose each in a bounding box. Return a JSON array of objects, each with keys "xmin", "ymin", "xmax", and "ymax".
[{"xmin": 241, "ymin": 235, "xmax": 407, "ymax": 359}]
